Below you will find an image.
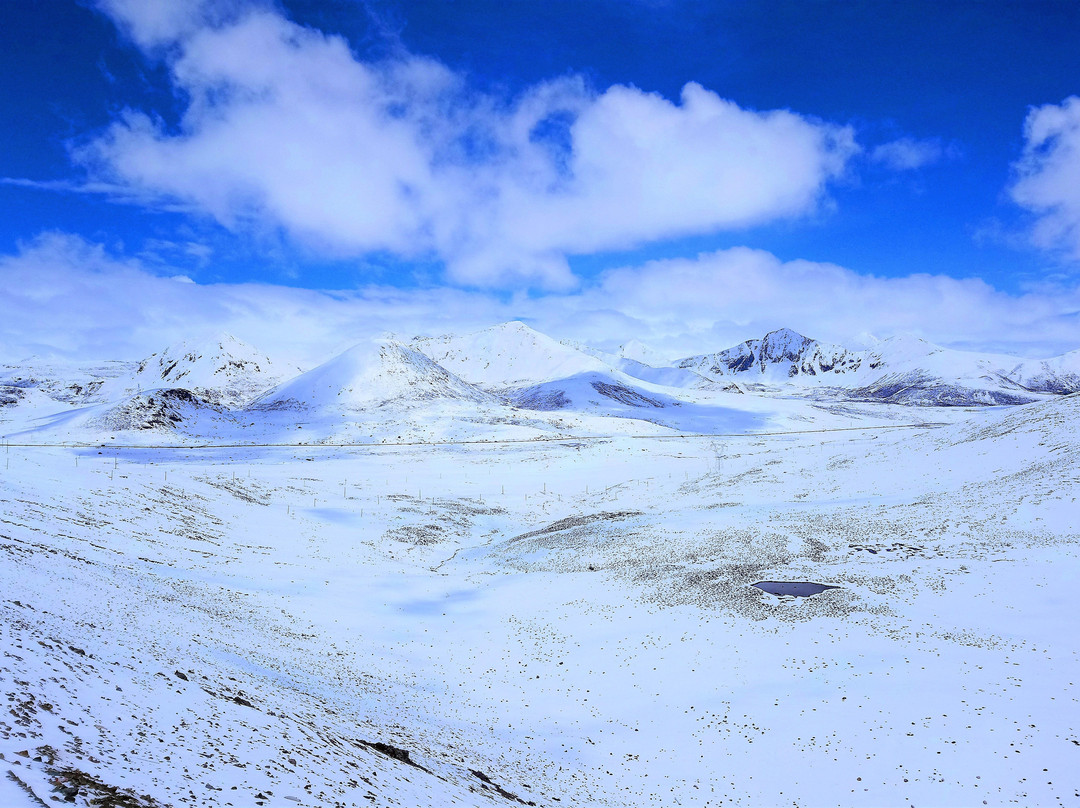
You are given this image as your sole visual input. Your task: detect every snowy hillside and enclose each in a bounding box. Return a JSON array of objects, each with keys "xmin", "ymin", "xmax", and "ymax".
[
  {"xmin": 258, "ymin": 339, "xmax": 500, "ymax": 411},
  {"xmin": 508, "ymin": 370, "xmax": 763, "ymax": 433},
  {"xmin": 1007, "ymin": 347, "xmax": 1080, "ymax": 394},
  {"xmin": 2, "ymin": 326, "xmax": 1079, "ymax": 806},
  {"xmin": 0, "ymin": 335, "xmax": 288, "ymax": 410},
  {"xmin": 110, "ymin": 333, "xmax": 291, "ymax": 408},
  {"xmin": 0, "ymin": 382, "xmax": 70, "ymax": 425},
  {"xmin": 414, "ymin": 321, "xmax": 612, "ymax": 388},
  {"xmin": 2, "ymin": 389, "xmax": 1078, "ymax": 806},
  {"xmin": 0, "ymin": 358, "xmax": 136, "ymax": 405}
]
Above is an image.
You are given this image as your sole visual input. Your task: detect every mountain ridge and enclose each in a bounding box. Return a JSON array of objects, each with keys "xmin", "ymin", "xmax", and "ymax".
[
  {"xmin": 4, "ymin": 323, "xmax": 1080, "ymax": 445},
  {"xmin": 679, "ymin": 327, "xmax": 1080, "ymax": 405}
]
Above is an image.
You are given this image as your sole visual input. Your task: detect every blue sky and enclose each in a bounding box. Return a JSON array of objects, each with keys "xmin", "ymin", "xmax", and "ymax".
[{"xmin": 2, "ymin": 0, "xmax": 1080, "ymax": 362}]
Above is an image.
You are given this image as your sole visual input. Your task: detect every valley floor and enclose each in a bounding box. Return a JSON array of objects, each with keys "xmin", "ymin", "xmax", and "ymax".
[{"xmin": 2, "ymin": 400, "xmax": 1079, "ymax": 806}]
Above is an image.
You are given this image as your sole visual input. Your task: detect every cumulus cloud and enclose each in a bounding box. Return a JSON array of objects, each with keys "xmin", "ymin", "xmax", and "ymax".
[
  {"xmin": 578, "ymin": 248, "xmax": 1080, "ymax": 358},
  {"xmin": 1010, "ymin": 96, "xmax": 1080, "ymax": 260},
  {"xmin": 0, "ymin": 233, "xmax": 520, "ymax": 366},
  {"xmin": 77, "ymin": 0, "xmax": 857, "ymax": 288},
  {"xmin": 2, "ymin": 234, "xmax": 1078, "ymax": 366},
  {"xmin": 870, "ymin": 136, "xmax": 953, "ymax": 171}
]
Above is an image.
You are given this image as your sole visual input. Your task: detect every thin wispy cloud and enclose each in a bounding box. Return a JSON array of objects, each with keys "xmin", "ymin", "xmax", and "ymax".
[
  {"xmin": 0, "ymin": 177, "xmax": 129, "ymax": 195},
  {"xmin": 870, "ymin": 136, "xmax": 957, "ymax": 171}
]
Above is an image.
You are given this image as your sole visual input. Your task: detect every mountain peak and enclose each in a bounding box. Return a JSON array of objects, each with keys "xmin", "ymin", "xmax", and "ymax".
[
  {"xmin": 679, "ymin": 328, "xmax": 858, "ymax": 382},
  {"xmin": 258, "ymin": 338, "xmax": 496, "ymax": 410},
  {"xmin": 414, "ymin": 322, "xmax": 605, "ymax": 387},
  {"xmin": 759, "ymin": 328, "xmax": 815, "ymax": 361},
  {"xmin": 125, "ymin": 333, "xmax": 285, "ymax": 408},
  {"xmin": 618, "ymin": 338, "xmax": 666, "ymax": 366},
  {"xmin": 763, "ymin": 327, "xmax": 809, "ymax": 342}
]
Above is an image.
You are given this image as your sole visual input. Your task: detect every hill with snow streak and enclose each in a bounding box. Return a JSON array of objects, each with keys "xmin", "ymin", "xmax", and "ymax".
[
  {"xmin": 415, "ymin": 321, "xmax": 736, "ymax": 398},
  {"xmin": 508, "ymin": 371, "xmax": 764, "ymax": 433},
  {"xmin": 413, "ymin": 321, "xmax": 611, "ymax": 389},
  {"xmin": 257, "ymin": 339, "xmax": 500, "ymax": 411},
  {"xmin": 573, "ymin": 343, "xmax": 735, "ymax": 392},
  {"xmin": 243, "ymin": 339, "xmax": 559, "ymax": 443}
]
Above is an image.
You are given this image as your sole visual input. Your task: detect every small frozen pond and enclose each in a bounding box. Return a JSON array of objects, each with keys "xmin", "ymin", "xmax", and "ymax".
[{"xmin": 753, "ymin": 581, "xmax": 840, "ymax": 598}]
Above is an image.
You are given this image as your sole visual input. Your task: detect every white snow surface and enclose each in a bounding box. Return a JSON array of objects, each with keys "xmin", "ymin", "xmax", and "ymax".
[
  {"xmin": 1, "ymin": 325, "xmax": 1080, "ymax": 806},
  {"xmin": 1, "ymin": 393, "xmax": 1078, "ymax": 807}
]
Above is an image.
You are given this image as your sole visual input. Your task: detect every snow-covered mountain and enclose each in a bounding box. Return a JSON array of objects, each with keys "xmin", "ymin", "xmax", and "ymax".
[
  {"xmin": 3, "ymin": 323, "xmax": 1080, "ymax": 446},
  {"xmin": 416, "ymin": 321, "xmax": 736, "ymax": 395},
  {"xmin": 0, "ymin": 334, "xmax": 288, "ymax": 409},
  {"xmin": 617, "ymin": 338, "xmax": 667, "ymax": 367},
  {"xmin": 243, "ymin": 339, "xmax": 576, "ymax": 444},
  {"xmin": 0, "ymin": 358, "xmax": 137, "ymax": 405},
  {"xmin": 0, "ymin": 335, "xmax": 292, "ymax": 441},
  {"xmin": 1007, "ymin": 348, "xmax": 1080, "ymax": 395},
  {"xmin": 680, "ymin": 327, "xmax": 865, "ymax": 383},
  {"xmin": 680, "ymin": 327, "xmax": 1080, "ymax": 405},
  {"xmin": 112, "ymin": 333, "xmax": 290, "ymax": 408},
  {"xmin": 414, "ymin": 321, "xmax": 611, "ymax": 388},
  {"xmin": 257, "ymin": 339, "xmax": 499, "ymax": 411}
]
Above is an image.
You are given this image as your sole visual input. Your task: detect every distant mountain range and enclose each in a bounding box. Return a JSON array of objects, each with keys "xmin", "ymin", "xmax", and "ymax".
[
  {"xmin": 2, "ymin": 323, "xmax": 1077, "ymax": 442},
  {"xmin": 679, "ymin": 327, "xmax": 1080, "ymax": 405}
]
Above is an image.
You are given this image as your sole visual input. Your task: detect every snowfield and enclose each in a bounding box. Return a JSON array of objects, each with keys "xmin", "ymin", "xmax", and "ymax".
[{"xmin": 1, "ymin": 326, "xmax": 1079, "ymax": 806}]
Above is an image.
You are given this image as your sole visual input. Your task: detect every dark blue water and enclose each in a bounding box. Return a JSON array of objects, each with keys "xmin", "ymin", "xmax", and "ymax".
[{"xmin": 752, "ymin": 581, "xmax": 840, "ymax": 597}]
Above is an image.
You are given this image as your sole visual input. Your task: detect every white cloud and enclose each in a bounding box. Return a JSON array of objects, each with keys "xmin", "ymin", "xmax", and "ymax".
[
  {"xmin": 0, "ymin": 233, "xmax": 515, "ymax": 366},
  {"xmin": 1010, "ymin": 96, "xmax": 1080, "ymax": 261},
  {"xmin": 575, "ymin": 248, "xmax": 1080, "ymax": 358},
  {"xmin": 2, "ymin": 234, "xmax": 1077, "ymax": 367},
  {"xmin": 870, "ymin": 136, "xmax": 951, "ymax": 171},
  {"xmin": 94, "ymin": 0, "xmax": 250, "ymax": 50},
  {"xmin": 78, "ymin": 1, "xmax": 857, "ymax": 289}
]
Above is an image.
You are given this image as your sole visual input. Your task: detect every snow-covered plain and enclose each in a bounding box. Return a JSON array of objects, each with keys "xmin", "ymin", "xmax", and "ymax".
[{"xmin": 2, "ymin": 327, "xmax": 1079, "ymax": 807}]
